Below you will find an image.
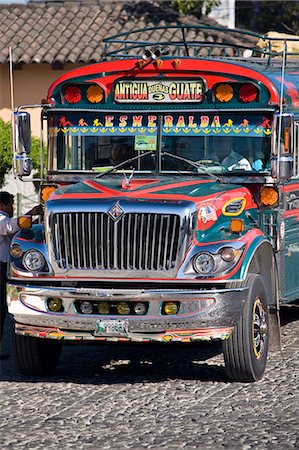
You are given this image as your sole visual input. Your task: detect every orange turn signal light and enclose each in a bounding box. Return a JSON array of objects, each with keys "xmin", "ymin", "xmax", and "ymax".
[
  {"xmin": 230, "ymin": 219, "xmax": 244, "ymax": 234},
  {"xmin": 18, "ymin": 216, "xmax": 32, "ymax": 229},
  {"xmin": 215, "ymin": 83, "xmax": 234, "ymax": 102},
  {"xmin": 41, "ymin": 186, "xmax": 56, "ymax": 202},
  {"xmin": 86, "ymin": 84, "xmax": 104, "ymax": 103},
  {"xmin": 259, "ymin": 187, "xmax": 279, "ymax": 206}
]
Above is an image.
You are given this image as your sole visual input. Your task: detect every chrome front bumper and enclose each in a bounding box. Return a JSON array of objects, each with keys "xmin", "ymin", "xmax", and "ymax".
[{"xmin": 7, "ymin": 283, "xmax": 248, "ymax": 342}]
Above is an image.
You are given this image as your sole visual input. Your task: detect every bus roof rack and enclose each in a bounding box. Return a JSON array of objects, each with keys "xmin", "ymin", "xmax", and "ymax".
[{"xmin": 103, "ymin": 25, "xmax": 299, "ymax": 66}]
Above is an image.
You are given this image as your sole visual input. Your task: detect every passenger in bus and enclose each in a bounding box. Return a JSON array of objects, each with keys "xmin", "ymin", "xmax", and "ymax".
[
  {"xmin": 210, "ymin": 137, "xmax": 252, "ymax": 171},
  {"xmin": 109, "ymin": 141, "xmax": 130, "ymax": 166},
  {"xmin": 91, "ymin": 139, "xmax": 131, "ymax": 168}
]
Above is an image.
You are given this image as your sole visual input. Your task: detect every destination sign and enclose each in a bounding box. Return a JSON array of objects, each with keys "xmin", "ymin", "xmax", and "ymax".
[{"xmin": 114, "ymin": 80, "xmax": 204, "ymax": 103}]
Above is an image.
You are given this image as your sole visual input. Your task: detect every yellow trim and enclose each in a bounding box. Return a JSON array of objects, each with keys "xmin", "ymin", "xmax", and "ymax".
[
  {"xmin": 222, "ymin": 197, "xmax": 246, "ymax": 216},
  {"xmin": 252, "ymin": 298, "xmax": 261, "ymax": 359}
]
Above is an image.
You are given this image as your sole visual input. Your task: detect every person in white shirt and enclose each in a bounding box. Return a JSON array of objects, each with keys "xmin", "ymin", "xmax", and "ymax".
[
  {"xmin": 0, "ymin": 191, "xmax": 40, "ymax": 352},
  {"xmin": 209, "ymin": 137, "xmax": 252, "ymax": 171}
]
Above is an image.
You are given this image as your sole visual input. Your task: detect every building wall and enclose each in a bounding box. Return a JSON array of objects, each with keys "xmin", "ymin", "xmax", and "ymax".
[
  {"xmin": 0, "ymin": 62, "xmax": 84, "ymax": 137},
  {"xmin": 0, "ymin": 62, "xmax": 84, "ymax": 212}
]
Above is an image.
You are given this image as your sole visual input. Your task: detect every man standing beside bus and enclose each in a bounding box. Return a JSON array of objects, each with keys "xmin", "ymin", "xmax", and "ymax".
[{"xmin": 0, "ymin": 191, "xmax": 40, "ymax": 355}]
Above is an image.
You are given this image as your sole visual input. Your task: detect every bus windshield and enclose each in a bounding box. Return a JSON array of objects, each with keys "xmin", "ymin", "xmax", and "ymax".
[{"xmin": 49, "ymin": 112, "xmax": 272, "ymax": 174}]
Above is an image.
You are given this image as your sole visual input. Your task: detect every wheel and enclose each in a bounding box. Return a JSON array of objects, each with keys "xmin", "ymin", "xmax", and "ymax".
[
  {"xmin": 222, "ymin": 274, "xmax": 269, "ymax": 382},
  {"xmin": 12, "ymin": 331, "xmax": 62, "ymax": 376}
]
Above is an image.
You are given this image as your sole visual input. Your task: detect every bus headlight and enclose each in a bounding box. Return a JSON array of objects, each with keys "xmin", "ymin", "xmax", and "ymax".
[
  {"xmin": 193, "ymin": 252, "xmax": 215, "ymax": 274},
  {"xmin": 23, "ymin": 250, "xmax": 45, "ymax": 272},
  {"xmin": 191, "ymin": 245, "xmax": 244, "ymax": 277}
]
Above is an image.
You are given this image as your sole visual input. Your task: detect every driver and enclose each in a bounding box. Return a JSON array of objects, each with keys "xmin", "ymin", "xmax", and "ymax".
[
  {"xmin": 210, "ymin": 137, "xmax": 251, "ymax": 171},
  {"xmin": 110, "ymin": 141, "xmax": 129, "ymax": 165}
]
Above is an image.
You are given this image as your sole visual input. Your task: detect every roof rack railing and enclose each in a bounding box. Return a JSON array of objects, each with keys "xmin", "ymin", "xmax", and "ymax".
[{"xmin": 103, "ymin": 25, "xmax": 299, "ymax": 65}]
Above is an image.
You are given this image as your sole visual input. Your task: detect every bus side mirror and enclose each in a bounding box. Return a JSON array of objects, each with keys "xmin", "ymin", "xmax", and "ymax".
[
  {"xmin": 14, "ymin": 112, "xmax": 32, "ymax": 154},
  {"xmin": 273, "ymin": 113, "xmax": 294, "ymax": 180},
  {"xmin": 17, "ymin": 154, "xmax": 33, "ymax": 177},
  {"xmin": 13, "ymin": 112, "xmax": 33, "ymax": 177}
]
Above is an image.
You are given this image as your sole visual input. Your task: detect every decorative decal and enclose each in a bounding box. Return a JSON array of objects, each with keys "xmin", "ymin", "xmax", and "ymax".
[
  {"xmin": 199, "ymin": 204, "xmax": 218, "ymax": 223},
  {"xmin": 114, "ymin": 80, "xmax": 205, "ymax": 103},
  {"xmin": 222, "ymin": 198, "xmax": 246, "ymax": 216},
  {"xmin": 53, "ymin": 113, "xmax": 272, "ymax": 138}
]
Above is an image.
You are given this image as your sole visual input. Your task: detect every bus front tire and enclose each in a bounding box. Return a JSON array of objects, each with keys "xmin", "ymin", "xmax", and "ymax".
[
  {"xmin": 12, "ymin": 332, "xmax": 62, "ymax": 376},
  {"xmin": 222, "ymin": 274, "xmax": 269, "ymax": 382}
]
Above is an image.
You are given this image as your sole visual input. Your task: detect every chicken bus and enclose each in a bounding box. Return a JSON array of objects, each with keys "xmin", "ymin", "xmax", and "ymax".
[{"xmin": 8, "ymin": 26, "xmax": 299, "ymax": 381}]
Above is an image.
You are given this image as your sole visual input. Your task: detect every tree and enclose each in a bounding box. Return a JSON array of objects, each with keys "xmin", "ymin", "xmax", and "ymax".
[
  {"xmin": 0, "ymin": 119, "xmax": 45, "ymax": 188},
  {"xmin": 172, "ymin": 0, "xmax": 220, "ymax": 16},
  {"xmin": 0, "ymin": 119, "xmax": 13, "ymax": 187},
  {"xmin": 235, "ymin": 1, "xmax": 299, "ymax": 35}
]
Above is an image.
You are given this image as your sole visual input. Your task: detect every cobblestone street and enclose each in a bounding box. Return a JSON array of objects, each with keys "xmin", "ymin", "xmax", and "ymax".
[{"xmin": 1, "ymin": 307, "xmax": 298, "ymax": 450}]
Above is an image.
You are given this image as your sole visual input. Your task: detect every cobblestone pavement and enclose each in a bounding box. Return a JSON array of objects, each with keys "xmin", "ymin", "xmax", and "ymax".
[{"xmin": 0, "ymin": 307, "xmax": 298, "ymax": 450}]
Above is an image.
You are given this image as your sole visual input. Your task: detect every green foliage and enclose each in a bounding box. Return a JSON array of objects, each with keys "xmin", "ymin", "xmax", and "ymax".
[
  {"xmin": 0, "ymin": 118, "xmax": 46, "ymax": 188},
  {"xmin": 172, "ymin": 0, "xmax": 220, "ymax": 16},
  {"xmin": 0, "ymin": 119, "xmax": 13, "ymax": 187},
  {"xmin": 236, "ymin": 1, "xmax": 299, "ymax": 35}
]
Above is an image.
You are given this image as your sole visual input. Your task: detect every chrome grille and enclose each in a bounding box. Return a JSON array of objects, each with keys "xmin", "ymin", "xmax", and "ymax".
[{"xmin": 51, "ymin": 212, "xmax": 181, "ymax": 270}]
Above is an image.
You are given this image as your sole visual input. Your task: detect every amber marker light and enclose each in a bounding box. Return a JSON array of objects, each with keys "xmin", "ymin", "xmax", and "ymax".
[
  {"xmin": 230, "ymin": 219, "xmax": 244, "ymax": 234},
  {"xmin": 172, "ymin": 58, "xmax": 181, "ymax": 68},
  {"xmin": 41, "ymin": 186, "xmax": 56, "ymax": 202},
  {"xmin": 284, "ymin": 128, "xmax": 290, "ymax": 152},
  {"xmin": 10, "ymin": 244, "xmax": 23, "ymax": 258},
  {"xmin": 136, "ymin": 59, "xmax": 146, "ymax": 68},
  {"xmin": 86, "ymin": 84, "xmax": 104, "ymax": 103},
  {"xmin": 259, "ymin": 187, "xmax": 279, "ymax": 206},
  {"xmin": 215, "ymin": 83, "xmax": 234, "ymax": 102},
  {"xmin": 154, "ymin": 58, "xmax": 163, "ymax": 68},
  {"xmin": 18, "ymin": 216, "xmax": 32, "ymax": 229}
]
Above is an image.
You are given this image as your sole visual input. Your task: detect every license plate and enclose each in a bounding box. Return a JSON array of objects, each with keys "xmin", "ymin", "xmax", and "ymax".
[{"xmin": 95, "ymin": 319, "xmax": 129, "ymax": 336}]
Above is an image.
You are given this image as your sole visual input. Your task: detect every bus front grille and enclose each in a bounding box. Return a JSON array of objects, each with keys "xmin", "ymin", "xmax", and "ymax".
[{"xmin": 51, "ymin": 212, "xmax": 181, "ymax": 271}]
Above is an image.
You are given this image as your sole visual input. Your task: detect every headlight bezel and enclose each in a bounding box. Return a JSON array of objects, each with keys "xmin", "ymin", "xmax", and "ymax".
[{"xmin": 189, "ymin": 244, "xmax": 245, "ymax": 277}]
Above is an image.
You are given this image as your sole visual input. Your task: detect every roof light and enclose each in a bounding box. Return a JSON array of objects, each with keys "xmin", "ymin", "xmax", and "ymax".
[
  {"xmin": 215, "ymin": 83, "xmax": 234, "ymax": 102},
  {"xmin": 86, "ymin": 84, "xmax": 104, "ymax": 103},
  {"xmin": 239, "ymin": 83, "xmax": 258, "ymax": 103},
  {"xmin": 64, "ymin": 85, "xmax": 82, "ymax": 104}
]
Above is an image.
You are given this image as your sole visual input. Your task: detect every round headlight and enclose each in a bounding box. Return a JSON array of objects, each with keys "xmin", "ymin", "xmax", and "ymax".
[
  {"xmin": 133, "ymin": 302, "xmax": 147, "ymax": 315},
  {"xmin": 80, "ymin": 301, "xmax": 93, "ymax": 315},
  {"xmin": 23, "ymin": 250, "xmax": 45, "ymax": 272},
  {"xmin": 221, "ymin": 247, "xmax": 236, "ymax": 262},
  {"xmin": 193, "ymin": 252, "xmax": 215, "ymax": 274}
]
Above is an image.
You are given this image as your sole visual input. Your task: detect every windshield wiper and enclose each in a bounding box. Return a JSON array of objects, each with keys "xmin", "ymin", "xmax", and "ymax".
[
  {"xmin": 95, "ymin": 151, "xmax": 155, "ymax": 178},
  {"xmin": 161, "ymin": 151, "xmax": 222, "ymax": 182}
]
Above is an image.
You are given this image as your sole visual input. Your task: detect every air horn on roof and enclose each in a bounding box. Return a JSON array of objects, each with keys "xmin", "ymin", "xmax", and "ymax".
[{"xmin": 142, "ymin": 45, "xmax": 170, "ymax": 61}]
